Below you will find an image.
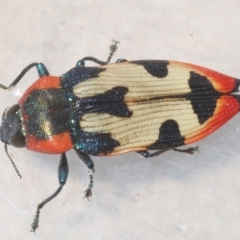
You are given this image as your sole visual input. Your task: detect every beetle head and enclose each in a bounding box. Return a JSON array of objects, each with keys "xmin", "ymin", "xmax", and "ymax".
[{"xmin": 0, "ymin": 104, "xmax": 25, "ymax": 148}]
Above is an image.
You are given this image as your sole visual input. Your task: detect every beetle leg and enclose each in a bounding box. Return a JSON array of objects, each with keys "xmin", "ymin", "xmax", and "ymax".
[
  {"xmin": 0, "ymin": 63, "xmax": 49, "ymax": 90},
  {"xmin": 173, "ymin": 146, "xmax": 199, "ymax": 154},
  {"xmin": 106, "ymin": 40, "xmax": 119, "ymax": 63},
  {"xmin": 138, "ymin": 146, "xmax": 199, "ymax": 158},
  {"xmin": 75, "ymin": 40, "xmax": 120, "ymax": 67},
  {"xmin": 30, "ymin": 153, "xmax": 69, "ymax": 232},
  {"xmin": 137, "ymin": 149, "xmax": 169, "ymax": 158},
  {"xmin": 75, "ymin": 149, "xmax": 95, "ymax": 200},
  {"xmin": 76, "ymin": 57, "xmax": 108, "ymax": 67}
]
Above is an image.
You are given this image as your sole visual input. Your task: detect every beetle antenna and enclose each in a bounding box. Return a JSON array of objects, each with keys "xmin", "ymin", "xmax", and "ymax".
[
  {"xmin": 4, "ymin": 144, "xmax": 22, "ymax": 178},
  {"xmin": 107, "ymin": 40, "xmax": 120, "ymax": 63}
]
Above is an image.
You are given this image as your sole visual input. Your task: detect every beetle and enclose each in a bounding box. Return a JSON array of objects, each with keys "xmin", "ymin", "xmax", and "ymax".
[{"xmin": 0, "ymin": 40, "xmax": 239, "ymax": 232}]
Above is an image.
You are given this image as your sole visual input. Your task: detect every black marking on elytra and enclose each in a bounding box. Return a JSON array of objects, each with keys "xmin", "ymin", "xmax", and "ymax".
[
  {"xmin": 62, "ymin": 66, "xmax": 106, "ymax": 90},
  {"xmin": 23, "ymin": 89, "xmax": 71, "ymax": 139},
  {"xmin": 74, "ymin": 130, "xmax": 120, "ymax": 155},
  {"xmin": 66, "ymin": 86, "xmax": 132, "ymax": 155},
  {"xmin": 133, "ymin": 60, "xmax": 169, "ymax": 78},
  {"xmin": 187, "ymin": 72, "xmax": 220, "ymax": 124},
  {"xmin": 79, "ymin": 87, "xmax": 132, "ymax": 118},
  {"xmin": 149, "ymin": 119, "xmax": 185, "ymax": 150}
]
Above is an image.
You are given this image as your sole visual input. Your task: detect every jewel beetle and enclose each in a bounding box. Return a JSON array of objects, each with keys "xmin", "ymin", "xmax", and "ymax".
[{"xmin": 1, "ymin": 40, "xmax": 240, "ymax": 232}]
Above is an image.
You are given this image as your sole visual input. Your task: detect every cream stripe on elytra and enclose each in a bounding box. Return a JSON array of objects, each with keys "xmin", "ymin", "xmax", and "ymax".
[{"xmin": 73, "ymin": 63, "xmax": 192, "ymax": 100}]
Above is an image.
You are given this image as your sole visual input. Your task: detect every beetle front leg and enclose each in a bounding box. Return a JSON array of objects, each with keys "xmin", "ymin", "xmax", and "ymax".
[
  {"xmin": 0, "ymin": 63, "xmax": 49, "ymax": 89},
  {"xmin": 30, "ymin": 153, "xmax": 69, "ymax": 232},
  {"xmin": 75, "ymin": 150, "xmax": 95, "ymax": 200}
]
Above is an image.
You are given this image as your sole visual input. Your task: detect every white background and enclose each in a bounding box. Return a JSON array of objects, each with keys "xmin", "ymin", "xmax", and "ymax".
[{"xmin": 0, "ymin": 1, "xmax": 240, "ymax": 239}]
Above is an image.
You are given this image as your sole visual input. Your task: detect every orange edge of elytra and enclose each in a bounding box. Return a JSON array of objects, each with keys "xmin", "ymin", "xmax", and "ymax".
[
  {"xmin": 185, "ymin": 95, "xmax": 240, "ymax": 144},
  {"xmin": 170, "ymin": 61, "xmax": 237, "ymax": 93}
]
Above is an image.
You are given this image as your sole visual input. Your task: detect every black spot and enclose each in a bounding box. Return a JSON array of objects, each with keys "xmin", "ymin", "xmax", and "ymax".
[
  {"xmin": 23, "ymin": 89, "xmax": 71, "ymax": 139},
  {"xmin": 79, "ymin": 87, "xmax": 132, "ymax": 118},
  {"xmin": 74, "ymin": 130, "xmax": 120, "ymax": 155},
  {"xmin": 149, "ymin": 120, "xmax": 185, "ymax": 150},
  {"xmin": 186, "ymin": 72, "xmax": 220, "ymax": 124},
  {"xmin": 133, "ymin": 60, "xmax": 169, "ymax": 78}
]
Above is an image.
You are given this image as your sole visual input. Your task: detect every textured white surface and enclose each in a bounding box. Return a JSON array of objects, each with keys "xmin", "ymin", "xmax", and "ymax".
[{"xmin": 0, "ymin": 1, "xmax": 240, "ymax": 239}]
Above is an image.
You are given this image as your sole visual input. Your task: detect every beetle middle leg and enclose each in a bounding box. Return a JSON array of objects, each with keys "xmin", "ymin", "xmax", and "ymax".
[
  {"xmin": 75, "ymin": 149, "xmax": 95, "ymax": 200},
  {"xmin": 30, "ymin": 152, "xmax": 69, "ymax": 232},
  {"xmin": 76, "ymin": 40, "xmax": 119, "ymax": 67}
]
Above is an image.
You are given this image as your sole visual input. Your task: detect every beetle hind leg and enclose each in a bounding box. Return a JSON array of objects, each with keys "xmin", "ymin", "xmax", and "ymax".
[
  {"xmin": 75, "ymin": 150, "xmax": 95, "ymax": 200},
  {"xmin": 30, "ymin": 153, "xmax": 69, "ymax": 232},
  {"xmin": 173, "ymin": 146, "xmax": 199, "ymax": 154},
  {"xmin": 137, "ymin": 146, "xmax": 199, "ymax": 158},
  {"xmin": 137, "ymin": 149, "xmax": 169, "ymax": 158}
]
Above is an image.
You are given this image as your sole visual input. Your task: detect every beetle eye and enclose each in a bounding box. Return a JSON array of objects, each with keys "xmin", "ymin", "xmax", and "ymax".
[
  {"xmin": 9, "ymin": 131, "xmax": 25, "ymax": 147},
  {"xmin": 6, "ymin": 104, "xmax": 20, "ymax": 117},
  {"xmin": 0, "ymin": 104, "xmax": 25, "ymax": 148}
]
